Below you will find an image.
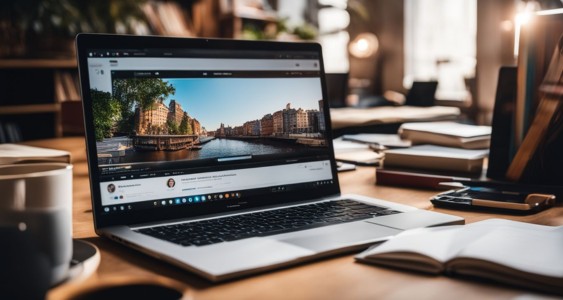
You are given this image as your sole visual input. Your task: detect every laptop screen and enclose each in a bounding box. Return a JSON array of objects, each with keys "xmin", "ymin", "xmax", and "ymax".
[{"xmin": 78, "ymin": 35, "xmax": 339, "ymax": 226}]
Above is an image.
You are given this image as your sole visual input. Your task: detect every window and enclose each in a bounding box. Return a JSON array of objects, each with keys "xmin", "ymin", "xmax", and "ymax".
[
  {"xmin": 405, "ymin": 0, "xmax": 477, "ymax": 101},
  {"xmin": 317, "ymin": 0, "xmax": 350, "ymax": 73},
  {"xmin": 277, "ymin": 0, "xmax": 349, "ymax": 73}
]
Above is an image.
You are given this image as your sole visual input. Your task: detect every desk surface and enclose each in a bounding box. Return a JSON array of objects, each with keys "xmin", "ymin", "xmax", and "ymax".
[{"xmin": 25, "ymin": 137, "xmax": 562, "ymax": 300}]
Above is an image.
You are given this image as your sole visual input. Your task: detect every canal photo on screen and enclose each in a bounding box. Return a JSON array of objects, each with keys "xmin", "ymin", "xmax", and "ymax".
[{"xmin": 92, "ymin": 76, "xmax": 328, "ymax": 166}]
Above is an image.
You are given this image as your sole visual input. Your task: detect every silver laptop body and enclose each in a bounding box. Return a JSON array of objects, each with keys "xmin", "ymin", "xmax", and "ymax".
[{"xmin": 76, "ymin": 34, "xmax": 463, "ymax": 282}]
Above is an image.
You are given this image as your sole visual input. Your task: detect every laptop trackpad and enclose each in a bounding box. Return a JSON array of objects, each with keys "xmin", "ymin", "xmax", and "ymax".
[
  {"xmin": 366, "ymin": 209, "xmax": 464, "ymax": 230},
  {"xmin": 277, "ymin": 221, "xmax": 400, "ymax": 252}
]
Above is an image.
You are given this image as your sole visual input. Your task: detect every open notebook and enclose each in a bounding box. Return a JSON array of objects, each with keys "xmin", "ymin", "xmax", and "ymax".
[{"xmin": 356, "ymin": 219, "xmax": 563, "ymax": 295}]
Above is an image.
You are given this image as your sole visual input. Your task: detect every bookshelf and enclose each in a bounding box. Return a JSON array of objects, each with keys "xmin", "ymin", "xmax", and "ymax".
[
  {"xmin": 219, "ymin": 5, "xmax": 279, "ymax": 39},
  {"xmin": 116, "ymin": 0, "xmax": 279, "ymax": 39},
  {"xmin": 0, "ymin": 59, "xmax": 81, "ymax": 142},
  {"xmin": 0, "ymin": 0, "xmax": 285, "ymax": 142}
]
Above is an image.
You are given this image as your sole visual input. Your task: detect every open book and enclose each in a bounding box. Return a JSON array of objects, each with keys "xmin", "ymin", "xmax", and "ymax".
[{"xmin": 356, "ymin": 219, "xmax": 563, "ymax": 295}]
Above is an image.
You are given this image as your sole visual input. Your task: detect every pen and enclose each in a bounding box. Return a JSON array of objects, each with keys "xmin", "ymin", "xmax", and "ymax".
[
  {"xmin": 472, "ymin": 193, "xmax": 556, "ymax": 210},
  {"xmin": 341, "ymin": 136, "xmax": 388, "ymax": 152},
  {"xmin": 368, "ymin": 143, "xmax": 387, "ymax": 152}
]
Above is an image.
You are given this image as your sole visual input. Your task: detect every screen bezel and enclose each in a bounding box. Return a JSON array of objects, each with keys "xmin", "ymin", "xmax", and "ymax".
[{"xmin": 76, "ymin": 34, "xmax": 341, "ymax": 228}]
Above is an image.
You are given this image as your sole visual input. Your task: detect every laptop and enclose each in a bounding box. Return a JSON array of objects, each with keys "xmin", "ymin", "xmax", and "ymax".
[{"xmin": 76, "ymin": 33, "xmax": 463, "ymax": 281}]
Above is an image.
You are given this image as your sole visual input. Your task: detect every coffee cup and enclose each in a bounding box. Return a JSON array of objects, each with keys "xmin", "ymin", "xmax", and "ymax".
[
  {"xmin": 0, "ymin": 163, "xmax": 73, "ymax": 286},
  {"xmin": 52, "ymin": 276, "xmax": 186, "ymax": 300}
]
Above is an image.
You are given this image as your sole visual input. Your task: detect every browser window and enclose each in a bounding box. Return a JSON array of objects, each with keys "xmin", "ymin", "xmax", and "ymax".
[{"xmin": 85, "ymin": 49, "xmax": 334, "ymax": 214}]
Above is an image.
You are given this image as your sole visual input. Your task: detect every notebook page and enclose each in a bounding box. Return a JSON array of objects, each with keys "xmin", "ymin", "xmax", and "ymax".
[
  {"xmin": 457, "ymin": 225, "xmax": 563, "ymax": 278},
  {"xmin": 359, "ymin": 224, "xmax": 492, "ymax": 263}
]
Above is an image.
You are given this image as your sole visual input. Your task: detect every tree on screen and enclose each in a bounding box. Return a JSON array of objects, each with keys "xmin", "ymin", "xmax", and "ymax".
[
  {"xmin": 90, "ymin": 89, "xmax": 121, "ymax": 141},
  {"xmin": 179, "ymin": 113, "xmax": 192, "ymax": 135},
  {"xmin": 112, "ymin": 78, "xmax": 175, "ymax": 134}
]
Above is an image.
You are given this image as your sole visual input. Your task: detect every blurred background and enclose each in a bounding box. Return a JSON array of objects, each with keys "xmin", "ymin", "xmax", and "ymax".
[{"xmin": 0, "ymin": 0, "xmax": 562, "ymax": 141}]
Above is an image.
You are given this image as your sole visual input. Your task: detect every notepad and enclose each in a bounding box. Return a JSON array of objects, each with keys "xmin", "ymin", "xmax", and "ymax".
[{"xmin": 333, "ymin": 138, "xmax": 383, "ymax": 166}]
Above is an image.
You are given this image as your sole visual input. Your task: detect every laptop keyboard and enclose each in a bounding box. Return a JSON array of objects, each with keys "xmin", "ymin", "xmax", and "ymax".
[{"xmin": 135, "ymin": 200, "xmax": 402, "ymax": 247}]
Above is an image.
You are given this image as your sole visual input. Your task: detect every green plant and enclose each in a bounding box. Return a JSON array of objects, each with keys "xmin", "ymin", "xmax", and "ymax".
[
  {"xmin": 276, "ymin": 17, "xmax": 290, "ymax": 34},
  {"xmin": 241, "ymin": 24, "xmax": 265, "ymax": 40},
  {"xmin": 4, "ymin": 0, "xmax": 149, "ymax": 38},
  {"xmin": 293, "ymin": 23, "xmax": 317, "ymax": 40}
]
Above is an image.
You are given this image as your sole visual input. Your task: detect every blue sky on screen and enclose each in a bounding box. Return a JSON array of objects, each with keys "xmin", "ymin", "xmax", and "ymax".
[{"xmin": 163, "ymin": 77, "xmax": 323, "ymax": 131}]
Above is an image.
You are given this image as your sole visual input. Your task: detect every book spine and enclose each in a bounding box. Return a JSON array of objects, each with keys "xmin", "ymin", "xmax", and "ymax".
[
  {"xmin": 383, "ymin": 154, "xmax": 483, "ymax": 174},
  {"xmin": 506, "ymin": 34, "xmax": 563, "ymax": 181},
  {"xmin": 514, "ymin": 21, "xmax": 531, "ymax": 147},
  {"xmin": 375, "ymin": 169, "xmax": 469, "ymax": 189}
]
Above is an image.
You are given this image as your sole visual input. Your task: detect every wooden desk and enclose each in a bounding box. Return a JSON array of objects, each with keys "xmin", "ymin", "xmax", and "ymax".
[{"xmin": 24, "ymin": 137, "xmax": 562, "ymax": 299}]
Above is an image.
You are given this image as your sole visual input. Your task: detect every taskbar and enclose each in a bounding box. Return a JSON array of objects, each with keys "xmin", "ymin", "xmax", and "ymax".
[
  {"xmin": 101, "ymin": 179, "xmax": 335, "ymax": 215},
  {"xmin": 102, "ymin": 190, "xmax": 242, "ymax": 214}
]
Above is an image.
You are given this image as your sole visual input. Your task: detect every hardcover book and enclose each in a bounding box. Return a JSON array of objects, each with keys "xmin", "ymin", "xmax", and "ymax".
[
  {"xmin": 375, "ymin": 167, "xmax": 474, "ymax": 189},
  {"xmin": 398, "ymin": 122, "xmax": 491, "ymax": 149},
  {"xmin": 382, "ymin": 145, "xmax": 488, "ymax": 174}
]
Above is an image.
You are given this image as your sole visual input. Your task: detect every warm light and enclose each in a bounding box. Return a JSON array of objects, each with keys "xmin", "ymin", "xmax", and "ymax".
[
  {"xmin": 500, "ymin": 20, "xmax": 513, "ymax": 32},
  {"xmin": 512, "ymin": 1, "xmax": 557, "ymax": 58},
  {"xmin": 515, "ymin": 11, "xmax": 533, "ymax": 25},
  {"xmin": 356, "ymin": 39, "xmax": 369, "ymax": 52},
  {"xmin": 514, "ymin": 12, "xmax": 533, "ymax": 57},
  {"xmin": 348, "ymin": 33, "xmax": 379, "ymax": 59},
  {"xmin": 536, "ymin": 8, "xmax": 563, "ymax": 15}
]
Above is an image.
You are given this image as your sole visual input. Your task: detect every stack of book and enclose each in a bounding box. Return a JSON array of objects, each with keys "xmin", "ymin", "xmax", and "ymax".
[{"xmin": 372, "ymin": 122, "xmax": 491, "ymax": 189}]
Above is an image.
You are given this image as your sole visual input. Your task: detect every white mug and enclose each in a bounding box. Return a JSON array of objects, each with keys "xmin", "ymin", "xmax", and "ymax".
[{"xmin": 0, "ymin": 163, "xmax": 73, "ymax": 286}]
